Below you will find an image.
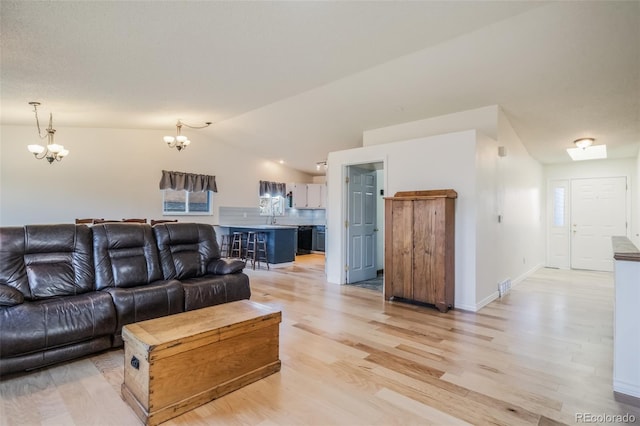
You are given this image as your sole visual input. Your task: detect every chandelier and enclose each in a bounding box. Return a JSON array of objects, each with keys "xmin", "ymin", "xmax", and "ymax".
[
  {"xmin": 164, "ymin": 119, "xmax": 212, "ymax": 151},
  {"xmin": 27, "ymin": 102, "xmax": 69, "ymax": 164}
]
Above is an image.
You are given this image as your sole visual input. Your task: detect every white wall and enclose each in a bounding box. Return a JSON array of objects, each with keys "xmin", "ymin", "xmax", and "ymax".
[
  {"xmin": 496, "ymin": 109, "xmax": 546, "ymax": 286},
  {"xmin": 327, "ymin": 130, "xmax": 479, "ymax": 310},
  {"xmin": 363, "ymin": 105, "xmax": 498, "ymax": 146},
  {"xmin": 636, "ymin": 150, "xmax": 640, "ymax": 246},
  {"xmin": 545, "ymin": 158, "xmax": 637, "ymax": 246},
  {"xmin": 375, "ymin": 169, "xmax": 384, "ymax": 271},
  {"xmin": 329, "ymin": 106, "xmax": 546, "ymax": 311},
  {"xmin": 0, "ymin": 125, "xmax": 311, "ymax": 225},
  {"xmin": 474, "ymin": 133, "xmax": 501, "ymax": 307}
]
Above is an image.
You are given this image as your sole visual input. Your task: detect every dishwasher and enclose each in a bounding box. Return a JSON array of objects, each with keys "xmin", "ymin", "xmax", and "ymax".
[{"xmin": 297, "ymin": 226, "xmax": 313, "ymax": 255}]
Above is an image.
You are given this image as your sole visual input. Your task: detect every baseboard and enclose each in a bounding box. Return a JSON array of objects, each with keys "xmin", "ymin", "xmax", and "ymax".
[
  {"xmin": 474, "ymin": 291, "xmax": 500, "ymax": 311},
  {"xmin": 454, "ymin": 302, "xmax": 483, "ymax": 313},
  {"xmin": 614, "ymin": 380, "xmax": 640, "ymax": 402},
  {"xmin": 614, "ymin": 391, "xmax": 640, "ymax": 409},
  {"xmin": 512, "ymin": 262, "xmax": 544, "ymax": 286},
  {"xmin": 471, "ymin": 263, "xmax": 544, "ymax": 312},
  {"xmin": 453, "ymin": 304, "xmax": 476, "ymax": 312}
]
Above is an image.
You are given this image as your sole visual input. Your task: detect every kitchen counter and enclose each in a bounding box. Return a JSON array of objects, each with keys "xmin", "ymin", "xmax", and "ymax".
[
  {"xmin": 221, "ymin": 224, "xmax": 298, "ymax": 230},
  {"xmin": 218, "ymin": 225, "xmax": 297, "ymax": 264}
]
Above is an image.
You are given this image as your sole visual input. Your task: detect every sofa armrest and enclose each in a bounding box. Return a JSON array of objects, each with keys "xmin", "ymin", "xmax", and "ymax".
[
  {"xmin": 0, "ymin": 284, "xmax": 25, "ymax": 307},
  {"xmin": 206, "ymin": 258, "xmax": 245, "ymax": 275}
]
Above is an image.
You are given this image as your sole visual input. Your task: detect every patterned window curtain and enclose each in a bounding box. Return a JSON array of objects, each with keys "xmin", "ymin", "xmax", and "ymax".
[
  {"xmin": 159, "ymin": 170, "xmax": 218, "ymax": 192},
  {"xmin": 259, "ymin": 180, "xmax": 286, "ymax": 197}
]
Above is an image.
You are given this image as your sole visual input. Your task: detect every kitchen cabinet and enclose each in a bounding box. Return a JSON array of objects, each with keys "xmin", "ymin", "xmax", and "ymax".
[
  {"xmin": 306, "ymin": 184, "xmax": 325, "ymax": 209},
  {"xmin": 292, "ymin": 184, "xmax": 307, "ymax": 209},
  {"xmin": 384, "ymin": 189, "xmax": 457, "ymax": 312},
  {"xmin": 312, "ymin": 225, "xmax": 325, "ymax": 252},
  {"xmin": 291, "ymin": 183, "xmax": 326, "ymax": 209}
]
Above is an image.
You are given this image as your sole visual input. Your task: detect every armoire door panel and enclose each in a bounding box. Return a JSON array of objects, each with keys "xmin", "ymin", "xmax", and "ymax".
[
  {"xmin": 390, "ymin": 200, "xmax": 414, "ymax": 299},
  {"xmin": 413, "ymin": 200, "xmax": 439, "ymax": 304}
]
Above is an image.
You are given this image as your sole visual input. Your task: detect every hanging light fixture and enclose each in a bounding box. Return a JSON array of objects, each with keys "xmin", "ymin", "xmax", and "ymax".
[
  {"xmin": 27, "ymin": 101, "xmax": 69, "ymax": 164},
  {"xmin": 574, "ymin": 137, "xmax": 594, "ymax": 149},
  {"xmin": 567, "ymin": 137, "xmax": 606, "ymax": 161},
  {"xmin": 164, "ymin": 119, "xmax": 212, "ymax": 152}
]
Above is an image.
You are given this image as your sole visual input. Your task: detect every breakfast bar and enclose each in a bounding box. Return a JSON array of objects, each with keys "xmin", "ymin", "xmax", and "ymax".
[{"xmin": 218, "ymin": 225, "xmax": 297, "ymax": 265}]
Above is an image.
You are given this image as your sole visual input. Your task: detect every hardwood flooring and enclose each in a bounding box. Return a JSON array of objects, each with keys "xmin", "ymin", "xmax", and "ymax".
[{"xmin": 1, "ymin": 255, "xmax": 638, "ymax": 425}]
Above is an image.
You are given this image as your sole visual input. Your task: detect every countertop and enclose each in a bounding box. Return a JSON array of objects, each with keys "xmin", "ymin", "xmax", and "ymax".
[
  {"xmin": 218, "ymin": 225, "xmax": 299, "ymax": 230},
  {"xmin": 612, "ymin": 236, "xmax": 640, "ymax": 262}
]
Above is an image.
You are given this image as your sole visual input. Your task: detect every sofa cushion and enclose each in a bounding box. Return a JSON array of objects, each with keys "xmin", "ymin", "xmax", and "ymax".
[
  {"xmin": 180, "ymin": 273, "xmax": 250, "ymax": 311},
  {"xmin": 0, "ymin": 291, "xmax": 116, "ymax": 358},
  {"xmin": 104, "ymin": 279, "xmax": 184, "ymax": 346},
  {"xmin": 0, "ymin": 284, "xmax": 24, "ymax": 306},
  {"xmin": 0, "ymin": 225, "xmax": 95, "ymax": 300},
  {"xmin": 93, "ymin": 223, "xmax": 164, "ymax": 289},
  {"xmin": 154, "ymin": 223, "xmax": 223, "ymax": 280}
]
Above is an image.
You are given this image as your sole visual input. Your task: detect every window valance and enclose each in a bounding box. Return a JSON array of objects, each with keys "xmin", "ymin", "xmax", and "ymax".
[
  {"xmin": 259, "ymin": 180, "xmax": 286, "ymax": 197},
  {"xmin": 159, "ymin": 170, "xmax": 218, "ymax": 193}
]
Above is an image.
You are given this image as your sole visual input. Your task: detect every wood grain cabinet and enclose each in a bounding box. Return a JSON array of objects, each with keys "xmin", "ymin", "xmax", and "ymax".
[{"xmin": 384, "ymin": 189, "xmax": 457, "ymax": 312}]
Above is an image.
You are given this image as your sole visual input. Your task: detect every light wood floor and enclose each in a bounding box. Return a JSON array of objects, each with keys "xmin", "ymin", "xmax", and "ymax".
[{"xmin": 1, "ymin": 255, "xmax": 638, "ymax": 425}]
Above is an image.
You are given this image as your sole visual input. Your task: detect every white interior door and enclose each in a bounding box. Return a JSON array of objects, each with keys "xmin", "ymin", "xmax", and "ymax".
[
  {"xmin": 347, "ymin": 166, "xmax": 377, "ymax": 283},
  {"xmin": 571, "ymin": 177, "xmax": 627, "ymax": 271}
]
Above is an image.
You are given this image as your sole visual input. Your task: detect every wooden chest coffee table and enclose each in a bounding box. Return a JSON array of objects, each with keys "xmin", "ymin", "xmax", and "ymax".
[{"xmin": 121, "ymin": 300, "xmax": 282, "ymax": 426}]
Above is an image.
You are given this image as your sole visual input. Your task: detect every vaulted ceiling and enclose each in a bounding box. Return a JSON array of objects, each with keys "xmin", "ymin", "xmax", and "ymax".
[{"xmin": 1, "ymin": 1, "xmax": 638, "ymax": 175}]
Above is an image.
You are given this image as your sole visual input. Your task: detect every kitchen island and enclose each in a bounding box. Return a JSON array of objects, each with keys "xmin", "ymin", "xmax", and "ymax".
[{"xmin": 218, "ymin": 225, "xmax": 297, "ymax": 265}]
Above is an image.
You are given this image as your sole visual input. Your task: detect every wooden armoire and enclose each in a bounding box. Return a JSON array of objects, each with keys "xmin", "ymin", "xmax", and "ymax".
[{"xmin": 384, "ymin": 189, "xmax": 457, "ymax": 312}]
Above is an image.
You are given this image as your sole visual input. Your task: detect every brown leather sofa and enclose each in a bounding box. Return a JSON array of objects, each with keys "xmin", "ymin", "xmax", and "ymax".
[
  {"xmin": 0, "ymin": 222, "xmax": 250, "ymax": 376},
  {"xmin": 153, "ymin": 223, "xmax": 250, "ymax": 311}
]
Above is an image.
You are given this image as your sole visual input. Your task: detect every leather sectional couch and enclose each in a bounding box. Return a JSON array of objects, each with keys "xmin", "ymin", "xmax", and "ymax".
[{"xmin": 0, "ymin": 222, "xmax": 250, "ymax": 376}]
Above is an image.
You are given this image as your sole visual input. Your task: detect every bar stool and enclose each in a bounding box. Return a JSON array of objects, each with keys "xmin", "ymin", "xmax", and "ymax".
[
  {"xmin": 245, "ymin": 231, "xmax": 269, "ymax": 270},
  {"xmin": 220, "ymin": 234, "xmax": 231, "ymax": 258},
  {"xmin": 245, "ymin": 232, "xmax": 256, "ymax": 267},
  {"xmin": 254, "ymin": 232, "xmax": 269, "ymax": 270},
  {"xmin": 230, "ymin": 232, "xmax": 244, "ymax": 259}
]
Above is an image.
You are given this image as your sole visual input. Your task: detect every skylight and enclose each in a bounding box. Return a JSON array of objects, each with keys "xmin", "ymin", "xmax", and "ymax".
[{"xmin": 566, "ymin": 145, "xmax": 607, "ymax": 161}]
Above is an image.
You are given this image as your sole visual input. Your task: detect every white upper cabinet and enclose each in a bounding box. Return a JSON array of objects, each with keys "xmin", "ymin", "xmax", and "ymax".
[
  {"xmin": 291, "ymin": 183, "xmax": 326, "ymax": 209},
  {"xmin": 307, "ymin": 183, "xmax": 324, "ymax": 209},
  {"xmin": 292, "ymin": 184, "xmax": 307, "ymax": 209}
]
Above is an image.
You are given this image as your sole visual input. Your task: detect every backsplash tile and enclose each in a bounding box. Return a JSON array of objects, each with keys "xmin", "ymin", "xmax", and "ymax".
[{"xmin": 219, "ymin": 206, "xmax": 325, "ymax": 226}]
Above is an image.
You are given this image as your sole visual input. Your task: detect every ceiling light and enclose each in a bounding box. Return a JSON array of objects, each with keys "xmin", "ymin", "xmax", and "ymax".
[
  {"xmin": 27, "ymin": 102, "xmax": 69, "ymax": 164},
  {"xmin": 316, "ymin": 161, "xmax": 328, "ymax": 171},
  {"xmin": 164, "ymin": 119, "xmax": 211, "ymax": 152},
  {"xmin": 566, "ymin": 144, "xmax": 607, "ymax": 161},
  {"xmin": 574, "ymin": 138, "xmax": 594, "ymax": 149}
]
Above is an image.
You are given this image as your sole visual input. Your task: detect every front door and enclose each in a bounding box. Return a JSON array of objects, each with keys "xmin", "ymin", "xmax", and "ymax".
[
  {"xmin": 570, "ymin": 177, "xmax": 627, "ymax": 271},
  {"xmin": 347, "ymin": 166, "xmax": 377, "ymax": 283}
]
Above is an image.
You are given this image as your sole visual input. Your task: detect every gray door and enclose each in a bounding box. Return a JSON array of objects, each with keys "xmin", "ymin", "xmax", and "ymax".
[{"xmin": 347, "ymin": 166, "xmax": 377, "ymax": 283}]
